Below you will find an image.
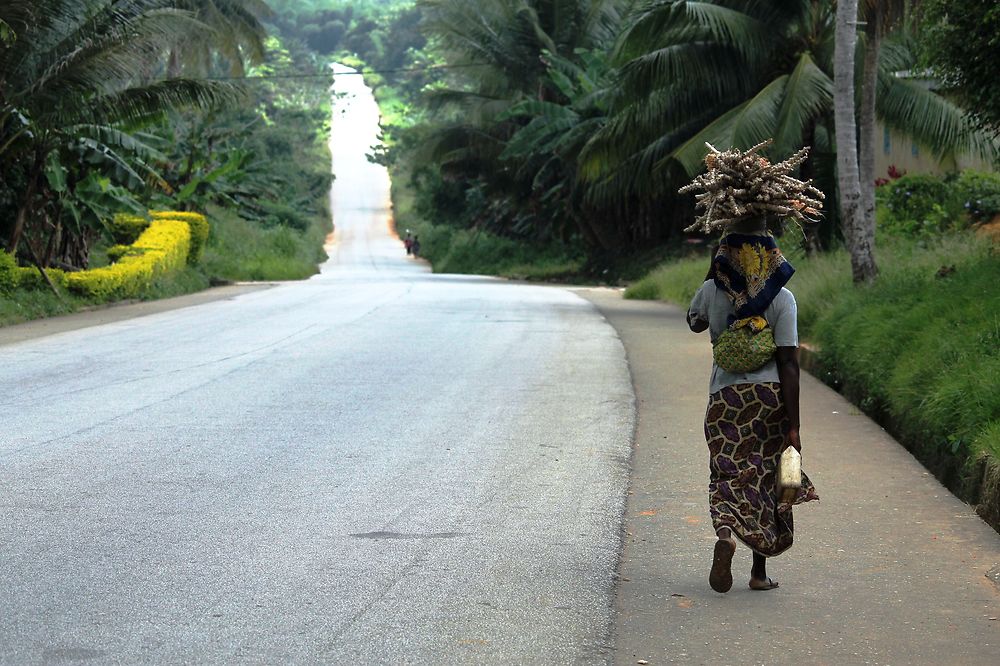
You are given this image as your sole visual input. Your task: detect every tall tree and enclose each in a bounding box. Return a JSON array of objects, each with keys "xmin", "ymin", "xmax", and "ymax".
[
  {"xmin": 858, "ymin": 0, "xmax": 908, "ymax": 244},
  {"xmin": 834, "ymin": 0, "xmax": 875, "ymax": 282},
  {"xmin": 921, "ymin": 0, "xmax": 1000, "ymax": 138},
  {"xmin": 416, "ymin": 0, "xmax": 630, "ymax": 249}
]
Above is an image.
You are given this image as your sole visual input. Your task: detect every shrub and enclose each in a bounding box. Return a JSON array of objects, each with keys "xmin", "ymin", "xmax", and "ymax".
[
  {"xmin": 952, "ymin": 170, "xmax": 1000, "ymax": 224},
  {"xmin": 0, "ymin": 251, "xmax": 18, "ymax": 292},
  {"xmin": 66, "ymin": 220, "xmax": 190, "ymax": 299},
  {"xmin": 150, "ymin": 211, "xmax": 210, "ymax": 264},
  {"xmin": 881, "ymin": 174, "xmax": 956, "ymax": 236},
  {"xmin": 108, "ymin": 214, "xmax": 151, "ymax": 244},
  {"xmin": 259, "ymin": 201, "xmax": 312, "ymax": 232},
  {"xmin": 106, "ymin": 244, "xmax": 132, "ymax": 262},
  {"xmin": 16, "ymin": 267, "xmax": 68, "ymax": 290}
]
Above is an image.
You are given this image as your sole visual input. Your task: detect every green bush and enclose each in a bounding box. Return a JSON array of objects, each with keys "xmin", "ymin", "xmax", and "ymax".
[
  {"xmin": 259, "ymin": 200, "xmax": 313, "ymax": 232},
  {"xmin": 0, "ymin": 251, "xmax": 18, "ymax": 292},
  {"xmin": 16, "ymin": 266, "xmax": 68, "ymax": 290},
  {"xmin": 881, "ymin": 174, "xmax": 956, "ymax": 236},
  {"xmin": 953, "ymin": 170, "xmax": 1000, "ymax": 224},
  {"xmin": 106, "ymin": 244, "xmax": 132, "ymax": 262},
  {"xmin": 400, "ymin": 220, "xmax": 584, "ymax": 280}
]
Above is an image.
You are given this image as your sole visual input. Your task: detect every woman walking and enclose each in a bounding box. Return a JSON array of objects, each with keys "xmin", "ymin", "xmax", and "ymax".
[{"xmin": 682, "ymin": 142, "xmax": 821, "ymax": 593}]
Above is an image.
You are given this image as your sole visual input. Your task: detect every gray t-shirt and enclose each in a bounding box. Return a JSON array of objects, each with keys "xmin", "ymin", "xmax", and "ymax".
[{"xmin": 688, "ymin": 280, "xmax": 799, "ymax": 395}]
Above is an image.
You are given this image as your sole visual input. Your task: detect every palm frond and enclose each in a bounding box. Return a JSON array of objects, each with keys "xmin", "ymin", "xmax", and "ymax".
[
  {"xmin": 43, "ymin": 79, "xmax": 245, "ymax": 127},
  {"xmin": 666, "ymin": 74, "xmax": 786, "ymax": 175},
  {"xmin": 772, "ymin": 53, "xmax": 833, "ymax": 157},
  {"xmin": 878, "ymin": 75, "xmax": 999, "ymax": 163}
]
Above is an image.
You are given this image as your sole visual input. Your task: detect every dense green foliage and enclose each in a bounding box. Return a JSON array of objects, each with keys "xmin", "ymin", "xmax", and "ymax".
[
  {"xmin": 0, "ymin": 0, "xmax": 248, "ymax": 268},
  {"xmin": 0, "ymin": 1, "xmax": 334, "ymax": 324},
  {"xmin": 269, "ymin": 0, "xmax": 425, "ymax": 70},
  {"xmin": 921, "ymin": 0, "xmax": 1000, "ymax": 138},
  {"xmin": 365, "ymin": 0, "xmax": 995, "ymax": 277},
  {"xmin": 878, "ymin": 170, "xmax": 1000, "ymax": 237}
]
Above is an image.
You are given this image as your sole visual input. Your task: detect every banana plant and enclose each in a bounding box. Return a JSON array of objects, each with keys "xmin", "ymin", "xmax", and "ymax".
[{"xmin": 0, "ymin": 0, "xmax": 243, "ymax": 262}]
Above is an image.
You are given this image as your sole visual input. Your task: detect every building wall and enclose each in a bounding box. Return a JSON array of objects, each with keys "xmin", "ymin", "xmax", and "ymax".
[{"xmin": 874, "ymin": 123, "xmax": 994, "ymax": 181}]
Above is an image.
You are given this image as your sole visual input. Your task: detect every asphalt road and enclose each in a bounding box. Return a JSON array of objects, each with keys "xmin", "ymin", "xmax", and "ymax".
[{"xmin": 0, "ymin": 66, "xmax": 635, "ymax": 664}]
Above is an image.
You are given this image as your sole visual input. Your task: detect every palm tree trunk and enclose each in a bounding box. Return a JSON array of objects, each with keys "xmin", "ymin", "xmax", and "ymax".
[
  {"xmin": 8, "ymin": 152, "xmax": 42, "ymax": 253},
  {"xmin": 834, "ymin": 0, "xmax": 877, "ymax": 283},
  {"xmin": 168, "ymin": 47, "xmax": 182, "ymax": 78},
  {"xmin": 859, "ymin": 13, "xmax": 880, "ymax": 244}
]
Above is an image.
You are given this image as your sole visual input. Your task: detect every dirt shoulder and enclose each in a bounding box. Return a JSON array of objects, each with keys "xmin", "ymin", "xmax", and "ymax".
[
  {"xmin": 0, "ymin": 284, "xmax": 272, "ymax": 347},
  {"xmin": 576, "ymin": 288, "xmax": 1000, "ymax": 666}
]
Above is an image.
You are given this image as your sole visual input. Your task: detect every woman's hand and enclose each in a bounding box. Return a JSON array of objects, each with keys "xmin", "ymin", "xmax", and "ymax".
[
  {"xmin": 687, "ymin": 310, "xmax": 709, "ymax": 333},
  {"xmin": 786, "ymin": 427, "xmax": 802, "ymax": 452}
]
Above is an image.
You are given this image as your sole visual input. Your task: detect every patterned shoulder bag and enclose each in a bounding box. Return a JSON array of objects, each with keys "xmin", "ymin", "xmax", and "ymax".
[{"xmin": 713, "ymin": 315, "xmax": 777, "ymax": 373}]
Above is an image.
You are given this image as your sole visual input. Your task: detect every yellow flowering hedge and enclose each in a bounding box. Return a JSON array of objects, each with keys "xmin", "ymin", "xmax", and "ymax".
[
  {"xmin": 66, "ymin": 220, "xmax": 191, "ymax": 299},
  {"xmin": 5, "ymin": 210, "xmax": 207, "ymax": 300},
  {"xmin": 150, "ymin": 211, "xmax": 209, "ymax": 264}
]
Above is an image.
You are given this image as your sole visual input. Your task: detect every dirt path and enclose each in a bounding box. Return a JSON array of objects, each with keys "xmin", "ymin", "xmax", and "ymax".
[{"xmin": 578, "ymin": 288, "xmax": 1000, "ymax": 666}]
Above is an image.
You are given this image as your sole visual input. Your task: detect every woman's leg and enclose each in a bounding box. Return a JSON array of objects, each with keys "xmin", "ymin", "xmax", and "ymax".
[
  {"xmin": 751, "ymin": 553, "xmax": 767, "ymax": 580},
  {"xmin": 710, "ymin": 526, "xmax": 737, "ymax": 593},
  {"xmin": 749, "ymin": 552, "xmax": 779, "ymax": 590}
]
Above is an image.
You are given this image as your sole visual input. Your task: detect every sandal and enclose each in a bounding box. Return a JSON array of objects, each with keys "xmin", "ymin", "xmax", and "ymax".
[
  {"xmin": 749, "ymin": 577, "xmax": 779, "ymax": 591},
  {"xmin": 709, "ymin": 538, "xmax": 736, "ymax": 593}
]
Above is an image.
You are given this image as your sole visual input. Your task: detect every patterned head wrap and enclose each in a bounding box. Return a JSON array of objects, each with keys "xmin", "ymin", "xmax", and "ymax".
[{"xmin": 712, "ymin": 233, "xmax": 794, "ymax": 325}]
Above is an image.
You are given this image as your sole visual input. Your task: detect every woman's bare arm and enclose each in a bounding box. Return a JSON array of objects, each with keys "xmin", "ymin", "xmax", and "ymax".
[{"xmin": 776, "ymin": 346, "xmax": 801, "ymax": 450}]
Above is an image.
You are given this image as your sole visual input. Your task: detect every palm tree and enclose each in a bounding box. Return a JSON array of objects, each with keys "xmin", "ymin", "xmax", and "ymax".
[
  {"xmin": 858, "ymin": 1, "xmax": 909, "ymax": 248},
  {"xmin": 581, "ymin": 0, "xmax": 994, "ymax": 248},
  {"xmin": 0, "ymin": 0, "xmax": 241, "ymax": 260},
  {"xmin": 834, "ymin": 0, "xmax": 873, "ymax": 281},
  {"xmin": 167, "ymin": 0, "xmax": 272, "ymax": 77},
  {"xmin": 416, "ymin": 0, "xmax": 630, "ymax": 247},
  {"xmin": 497, "ymin": 49, "xmax": 621, "ymax": 248}
]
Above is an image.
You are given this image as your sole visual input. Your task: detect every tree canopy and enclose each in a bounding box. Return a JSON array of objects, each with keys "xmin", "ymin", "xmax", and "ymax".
[{"xmin": 921, "ymin": 0, "xmax": 1000, "ymax": 138}]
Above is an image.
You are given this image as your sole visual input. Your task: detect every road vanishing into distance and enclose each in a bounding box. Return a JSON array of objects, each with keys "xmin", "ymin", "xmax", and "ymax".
[{"xmin": 0, "ymin": 66, "xmax": 635, "ymax": 663}]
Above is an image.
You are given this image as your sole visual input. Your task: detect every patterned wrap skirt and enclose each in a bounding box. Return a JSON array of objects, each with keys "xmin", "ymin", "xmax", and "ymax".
[{"xmin": 705, "ymin": 382, "xmax": 819, "ymax": 557}]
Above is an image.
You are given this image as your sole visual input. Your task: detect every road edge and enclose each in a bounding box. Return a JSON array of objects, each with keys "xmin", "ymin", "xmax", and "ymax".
[{"xmin": 0, "ymin": 283, "xmax": 273, "ymax": 347}]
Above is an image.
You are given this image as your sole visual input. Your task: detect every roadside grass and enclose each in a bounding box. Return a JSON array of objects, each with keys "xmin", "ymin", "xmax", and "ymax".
[
  {"xmin": 0, "ymin": 288, "xmax": 89, "ymax": 326},
  {"xmin": 199, "ymin": 204, "xmax": 329, "ymax": 283},
  {"xmin": 406, "ymin": 220, "xmax": 585, "ymax": 281},
  {"xmin": 390, "ymin": 160, "xmax": 590, "ymax": 282},
  {"xmin": 625, "ymin": 233, "xmax": 1000, "ymax": 527}
]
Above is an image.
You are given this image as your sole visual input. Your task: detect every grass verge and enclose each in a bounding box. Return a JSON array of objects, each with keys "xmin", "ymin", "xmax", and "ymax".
[
  {"xmin": 626, "ymin": 234, "xmax": 1000, "ymax": 531},
  {"xmin": 390, "ymin": 159, "xmax": 586, "ymax": 281}
]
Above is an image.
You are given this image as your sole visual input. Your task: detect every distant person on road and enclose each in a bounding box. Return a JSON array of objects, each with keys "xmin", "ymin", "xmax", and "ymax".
[
  {"xmin": 411, "ymin": 235, "xmax": 421, "ymax": 257},
  {"xmin": 683, "ymin": 142, "xmax": 821, "ymax": 594},
  {"xmin": 404, "ymin": 232, "xmax": 413, "ymax": 255}
]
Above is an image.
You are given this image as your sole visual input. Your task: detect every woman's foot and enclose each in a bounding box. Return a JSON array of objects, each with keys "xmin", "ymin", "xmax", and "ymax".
[
  {"xmin": 748, "ymin": 577, "xmax": 779, "ymax": 591},
  {"xmin": 709, "ymin": 535, "xmax": 737, "ymax": 593}
]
